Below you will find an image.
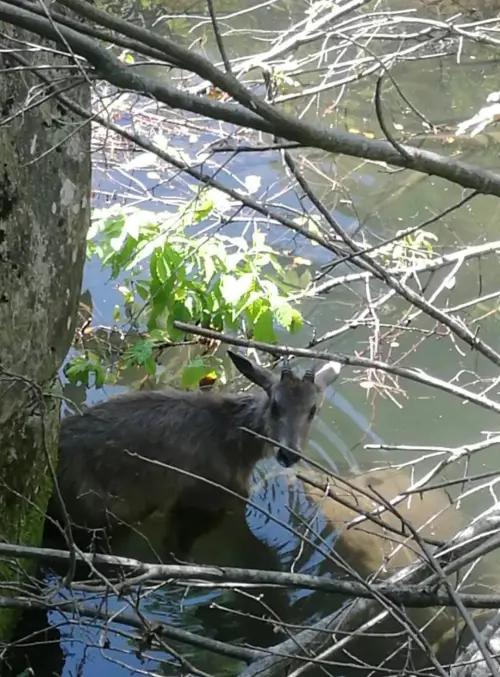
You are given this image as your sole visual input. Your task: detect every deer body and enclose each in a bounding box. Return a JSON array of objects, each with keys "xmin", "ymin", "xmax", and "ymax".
[{"xmin": 47, "ymin": 350, "xmax": 341, "ymax": 556}]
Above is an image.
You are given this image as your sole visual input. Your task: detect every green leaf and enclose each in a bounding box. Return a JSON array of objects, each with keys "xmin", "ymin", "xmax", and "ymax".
[
  {"xmin": 260, "ymin": 279, "xmax": 279, "ymax": 300},
  {"xmin": 181, "ymin": 358, "xmax": 213, "ymax": 388},
  {"xmin": 117, "ymin": 285, "xmax": 133, "ymax": 304},
  {"xmin": 102, "ymin": 213, "xmax": 126, "ymax": 239},
  {"xmin": 64, "ymin": 353, "xmax": 106, "ymax": 389},
  {"xmin": 220, "ymin": 272, "xmax": 254, "ymax": 306},
  {"xmin": 252, "ymin": 229, "xmax": 266, "ymax": 249},
  {"xmin": 192, "ymin": 196, "xmax": 215, "ymax": 223},
  {"xmin": 153, "ymin": 249, "xmax": 170, "ymax": 284},
  {"xmin": 144, "ymin": 356, "xmax": 157, "ymax": 375},
  {"xmin": 166, "ymin": 300, "xmax": 192, "ymax": 340},
  {"xmin": 245, "ymin": 295, "xmax": 266, "ymax": 322},
  {"xmin": 134, "ymin": 280, "xmax": 150, "ymax": 301},
  {"xmin": 252, "ymin": 309, "xmax": 276, "ymax": 342},
  {"xmin": 130, "ymin": 339, "xmax": 154, "ymax": 365},
  {"xmin": 149, "ymin": 277, "xmax": 173, "ymax": 311},
  {"xmin": 149, "ymin": 328, "xmax": 168, "ymax": 342},
  {"xmin": 202, "ymin": 252, "xmax": 216, "ymax": 283},
  {"xmin": 93, "ymin": 363, "xmax": 106, "ymax": 388},
  {"xmin": 273, "ymin": 302, "xmax": 303, "ymax": 333},
  {"xmin": 64, "ymin": 357, "xmax": 90, "ymax": 388}
]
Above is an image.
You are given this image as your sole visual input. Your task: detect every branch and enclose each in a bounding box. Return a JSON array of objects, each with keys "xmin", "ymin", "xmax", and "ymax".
[
  {"xmin": 172, "ymin": 321, "xmax": 500, "ymax": 415},
  {"xmin": 3, "ymin": 1, "xmax": 500, "ymax": 200},
  {"xmin": 6, "ymin": 6, "xmax": 500, "ymax": 365},
  {"xmin": 307, "ymin": 239, "xmax": 500, "ymax": 297},
  {"xmin": 0, "ymin": 594, "xmax": 260, "ymax": 663},
  {"xmin": 238, "ymin": 508, "xmax": 500, "ymax": 677},
  {"xmin": 3, "ymin": 538, "xmax": 500, "ymax": 609}
]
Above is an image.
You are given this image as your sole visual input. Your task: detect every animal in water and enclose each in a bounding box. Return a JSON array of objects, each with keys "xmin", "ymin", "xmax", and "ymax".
[{"xmin": 47, "ymin": 349, "xmax": 342, "ymax": 558}]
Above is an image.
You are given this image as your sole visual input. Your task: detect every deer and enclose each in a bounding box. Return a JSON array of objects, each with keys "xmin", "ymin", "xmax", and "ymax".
[{"xmin": 46, "ymin": 349, "xmax": 342, "ymax": 559}]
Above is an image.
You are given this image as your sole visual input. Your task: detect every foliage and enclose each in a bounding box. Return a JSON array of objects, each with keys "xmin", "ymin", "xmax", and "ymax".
[
  {"xmin": 377, "ymin": 229, "xmax": 438, "ymax": 270},
  {"xmin": 63, "ymin": 351, "xmax": 106, "ymax": 389},
  {"xmin": 66, "ymin": 193, "xmax": 305, "ymax": 388}
]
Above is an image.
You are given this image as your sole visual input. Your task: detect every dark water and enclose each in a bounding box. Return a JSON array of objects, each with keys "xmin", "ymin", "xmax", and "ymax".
[{"xmin": 5, "ymin": 0, "xmax": 500, "ymax": 675}]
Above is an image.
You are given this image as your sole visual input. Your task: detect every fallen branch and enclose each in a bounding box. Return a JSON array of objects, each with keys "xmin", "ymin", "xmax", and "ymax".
[
  {"xmin": 237, "ymin": 509, "xmax": 500, "ymax": 677},
  {"xmin": 0, "ymin": 594, "xmax": 260, "ymax": 663}
]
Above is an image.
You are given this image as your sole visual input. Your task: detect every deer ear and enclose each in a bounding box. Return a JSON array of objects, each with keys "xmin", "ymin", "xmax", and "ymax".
[
  {"xmin": 227, "ymin": 350, "xmax": 276, "ymax": 393},
  {"xmin": 314, "ymin": 360, "xmax": 342, "ymax": 390}
]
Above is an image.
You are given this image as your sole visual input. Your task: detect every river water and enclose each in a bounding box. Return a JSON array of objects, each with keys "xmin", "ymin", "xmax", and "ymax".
[{"xmin": 5, "ymin": 0, "xmax": 500, "ymax": 675}]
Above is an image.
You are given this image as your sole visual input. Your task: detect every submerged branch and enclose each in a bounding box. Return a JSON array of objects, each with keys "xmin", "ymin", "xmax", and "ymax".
[{"xmin": 237, "ymin": 509, "xmax": 500, "ymax": 677}]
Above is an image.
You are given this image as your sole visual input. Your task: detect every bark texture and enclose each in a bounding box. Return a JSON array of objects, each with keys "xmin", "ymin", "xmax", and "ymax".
[{"xmin": 0, "ymin": 20, "xmax": 90, "ymax": 636}]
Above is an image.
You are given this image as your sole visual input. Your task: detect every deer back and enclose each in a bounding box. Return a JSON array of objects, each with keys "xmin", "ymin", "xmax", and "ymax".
[{"xmin": 51, "ymin": 388, "xmax": 269, "ymax": 530}]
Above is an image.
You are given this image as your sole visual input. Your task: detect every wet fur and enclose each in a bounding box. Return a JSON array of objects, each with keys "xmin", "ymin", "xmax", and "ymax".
[
  {"xmin": 49, "ymin": 390, "xmax": 269, "ymax": 545},
  {"xmin": 47, "ymin": 353, "xmax": 341, "ymax": 557}
]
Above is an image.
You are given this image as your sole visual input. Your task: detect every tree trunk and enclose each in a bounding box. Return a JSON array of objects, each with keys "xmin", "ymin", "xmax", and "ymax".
[{"xmin": 0, "ymin": 20, "xmax": 90, "ymax": 637}]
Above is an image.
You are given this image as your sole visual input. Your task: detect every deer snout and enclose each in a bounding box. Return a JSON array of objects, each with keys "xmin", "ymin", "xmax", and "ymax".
[{"xmin": 276, "ymin": 447, "xmax": 301, "ymax": 468}]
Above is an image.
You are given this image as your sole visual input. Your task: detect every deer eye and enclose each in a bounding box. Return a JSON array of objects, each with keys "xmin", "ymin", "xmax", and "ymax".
[
  {"xmin": 270, "ymin": 400, "xmax": 280, "ymax": 418},
  {"xmin": 308, "ymin": 405, "xmax": 317, "ymax": 419}
]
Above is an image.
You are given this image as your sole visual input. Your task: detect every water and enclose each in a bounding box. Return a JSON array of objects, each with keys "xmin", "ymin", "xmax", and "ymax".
[{"xmin": 5, "ymin": 0, "xmax": 500, "ymax": 675}]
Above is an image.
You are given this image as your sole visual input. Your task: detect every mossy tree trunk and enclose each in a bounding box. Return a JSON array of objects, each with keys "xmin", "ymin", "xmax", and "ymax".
[{"xmin": 0, "ymin": 21, "xmax": 90, "ymax": 636}]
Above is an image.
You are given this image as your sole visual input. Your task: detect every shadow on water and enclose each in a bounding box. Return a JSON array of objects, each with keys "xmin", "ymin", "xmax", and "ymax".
[{"xmin": 1, "ymin": 606, "xmax": 64, "ymax": 677}]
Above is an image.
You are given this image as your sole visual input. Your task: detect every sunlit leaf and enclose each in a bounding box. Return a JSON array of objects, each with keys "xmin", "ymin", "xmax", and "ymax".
[
  {"xmin": 84, "ymin": 202, "xmax": 308, "ymax": 384},
  {"xmin": 220, "ymin": 273, "xmax": 254, "ymax": 305},
  {"xmin": 292, "ymin": 256, "xmax": 311, "ymax": 266},
  {"xmin": 203, "ymin": 252, "xmax": 216, "ymax": 283},
  {"xmin": 273, "ymin": 302, "xmax": 303, "ymax": 333},
  {"xmin": 119, "ymin": 50, "xmax": 135, "ymax": 63},
  {"xmin": 154, "ymin": 251, "xmax": 170, "ymax": 284},
  {"xmin": 252, "ymin": 309, "xmax": 276, "ymax": 342},
  {"xmin": 192, "ymin": 196, "xmax": 215, "ymax": 222},
  {"xmin": 260, "ymin": 279, "xmax": 279, "ymax": 300},
  {"xmin": 252, "ymin": 229, "xmax": 266, "ymax": 250},
  {"xmin": 117, "ymin": 285, "xmax": 134, "ymax": 305},
  {"xmin": 181, "ymin": 359, "xmax": 213, "ymax": 388}
]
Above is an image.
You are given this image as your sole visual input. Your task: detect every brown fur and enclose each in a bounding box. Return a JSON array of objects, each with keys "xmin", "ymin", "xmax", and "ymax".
[{"xmin": 47, "ymin": 351, "xmax": 342, "ymax": 557}]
